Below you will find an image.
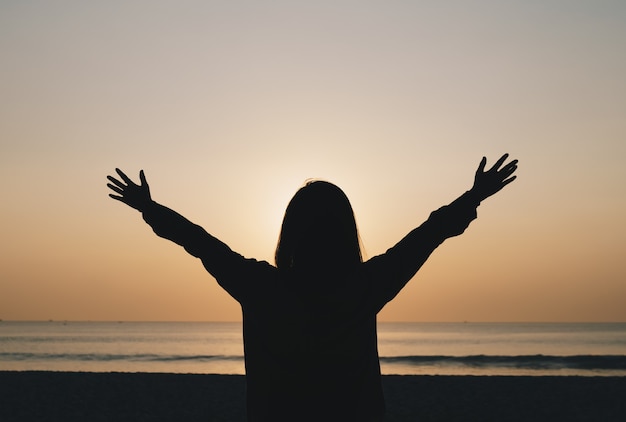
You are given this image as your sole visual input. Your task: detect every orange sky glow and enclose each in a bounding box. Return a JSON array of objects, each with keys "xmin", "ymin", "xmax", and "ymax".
[{"xmin": 1, "ymin": 0, "xmax": 625, "ymax": 322}]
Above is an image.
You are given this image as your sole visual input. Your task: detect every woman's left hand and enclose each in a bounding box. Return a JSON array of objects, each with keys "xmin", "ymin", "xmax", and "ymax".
[{"xmin": 107, "ymin": 168, "xmax": 152, "ymax": 211}]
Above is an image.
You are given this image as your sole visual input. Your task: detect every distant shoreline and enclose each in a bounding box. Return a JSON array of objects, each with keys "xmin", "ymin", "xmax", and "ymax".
[
  {"xmin": 3, "ymin": 321, "xmax": 626, "ymax": 377},
  {"xmin": 1, "ymin": 371, "xmax": 625, "ymax": 421}
]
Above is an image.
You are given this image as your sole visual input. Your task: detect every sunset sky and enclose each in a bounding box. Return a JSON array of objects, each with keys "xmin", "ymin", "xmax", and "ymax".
[{"xmin": 1, "ymin": 0, "xmax": 625, "ymax": 322}]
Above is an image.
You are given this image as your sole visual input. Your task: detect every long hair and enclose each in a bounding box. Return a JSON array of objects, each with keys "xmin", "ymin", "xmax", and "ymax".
[{"xmin": 275, "ymin": 180, "xmax": 363, "ymax": 271}]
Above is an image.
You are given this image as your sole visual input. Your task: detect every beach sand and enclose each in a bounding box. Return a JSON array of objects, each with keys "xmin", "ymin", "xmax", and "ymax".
[{"xmin": 1, "ymin": 371, "xmax": 624, "ymax": 421}]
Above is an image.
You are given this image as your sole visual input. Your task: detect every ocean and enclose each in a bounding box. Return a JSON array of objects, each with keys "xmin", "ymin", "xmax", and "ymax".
[{"xmin": 1, "ymin": 321, "xmax": 625, "ymax": 376}]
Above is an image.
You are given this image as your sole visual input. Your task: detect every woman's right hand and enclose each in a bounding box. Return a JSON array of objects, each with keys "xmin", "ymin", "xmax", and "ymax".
[{"xmin": 471, "ymin": 154, "xmax": 518, "ymax": 202}]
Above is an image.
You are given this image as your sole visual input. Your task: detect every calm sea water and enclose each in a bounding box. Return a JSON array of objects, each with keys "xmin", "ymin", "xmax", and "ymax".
[{"xmin": 1, "ymin": 321, "xmax": 625, "ymax": 376}]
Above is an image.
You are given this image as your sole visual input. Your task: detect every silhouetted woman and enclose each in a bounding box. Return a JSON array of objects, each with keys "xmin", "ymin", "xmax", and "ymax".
[{"xmin": 107, "ymin": 154, "xmax": 517, "ymax": 421}]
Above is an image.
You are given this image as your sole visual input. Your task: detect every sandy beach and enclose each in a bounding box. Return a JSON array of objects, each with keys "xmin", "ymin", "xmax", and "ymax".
[{"xmin": 1, "ymin": 371, "xmax": 624, "ymax": 421}]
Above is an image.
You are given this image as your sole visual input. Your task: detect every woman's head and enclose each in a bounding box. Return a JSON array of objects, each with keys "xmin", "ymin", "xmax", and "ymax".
[{"xmin": 275, "ymin": 180, "xmax": 362, "ymax": 271}]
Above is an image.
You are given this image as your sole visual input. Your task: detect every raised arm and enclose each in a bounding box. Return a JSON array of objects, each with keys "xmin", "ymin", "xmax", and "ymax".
[
  {"xmin": 106, "ymin": 169, "xmax": 278, "ymax": 302},
  {"xmin": 368, "ymin": 154, "xmax": 518, "ymax": 307},
  {"xmin": 399, "ymin": 153, "xmax": 518, "ymax": 244},
  {"xmin": 106, "ymin": 169, "xmax": 246, "ymax": 284},
  {"xmin": 429, "ymin": 153, "xmax": 519, "ymax": 237},
  {"xmin": 107, "ymin": 168, "xmax": 220, "ymax": 255}
]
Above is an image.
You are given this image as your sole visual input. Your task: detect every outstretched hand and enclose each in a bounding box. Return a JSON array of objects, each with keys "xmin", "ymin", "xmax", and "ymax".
[
  {"xmin": 107, "ymin": 168, "xmax": 152, "ymax": 211},
  {"xmin": 471, "ymin": 154, "xmax": 518, "ymax": 202}
]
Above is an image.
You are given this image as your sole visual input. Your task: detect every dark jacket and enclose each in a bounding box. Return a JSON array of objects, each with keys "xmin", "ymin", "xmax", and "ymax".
[{"xmin": 142, "ymin": 191, "xmax": 479, "ymax": 421}]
